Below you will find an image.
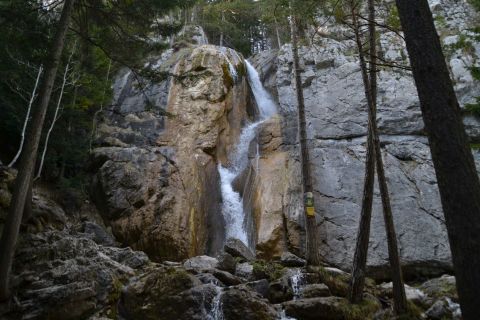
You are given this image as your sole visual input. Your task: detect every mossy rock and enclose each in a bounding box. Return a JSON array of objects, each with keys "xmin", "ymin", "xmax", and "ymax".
[
  {"xmin": 252, "ymin": 260, "xmax": 286, "ymax": 281},
  {"xmin": 307, "ymin": 266, "xmax": 351, "ymax": 297},
  {"xmin": 120, "ymin": 267, "xmax": 201, "ymax": 320},
  {"xmin": 284, "ymin": 295, "xmax": 381, "ymax": 320}
]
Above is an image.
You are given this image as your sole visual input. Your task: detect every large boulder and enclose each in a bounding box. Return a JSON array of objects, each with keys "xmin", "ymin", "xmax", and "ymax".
[
  {"xmin": 0, "ymin": 229, "xmax": 149, "ymax": 320},
  {"xmin": 119, "ymin": 267, "xmax": 217, "ymax": 320},
  {"xmin": 224, "ymin": 238, "xmax": 255, "ymax": 261},
  {"xmin": 220, "ymin": 287, "xmax": 277, "ymax": 320}
]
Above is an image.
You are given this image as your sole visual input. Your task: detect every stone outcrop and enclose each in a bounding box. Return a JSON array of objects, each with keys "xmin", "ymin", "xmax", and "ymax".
[
  {"xmin": 91, "ymin": 36, "xmax": 257, "ymax": 261},
  {"xmin": 249, "ymin": 0, "xmax": 480, "ymax": 278}
]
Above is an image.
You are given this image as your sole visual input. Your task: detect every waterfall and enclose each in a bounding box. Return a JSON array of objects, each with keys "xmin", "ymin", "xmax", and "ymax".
[
  {"xmin": 206, "ymin": 287, "xmax": 224, "ymax": 320},
  {"xmin": 218, "ymin": 60, "xmax": 277, "ymax": 249},
  {"xmin": 245, "ymin": 61, "xmax": 277, "ymax": 118},
  {"xmin": 290, "ymin": 269, "xmax": 304, "ymax": 300}
]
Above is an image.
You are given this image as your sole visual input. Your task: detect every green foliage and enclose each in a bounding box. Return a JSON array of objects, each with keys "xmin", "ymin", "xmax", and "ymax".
[
  {"xmin": 252, "ymin": 260, "xmax": 285, "ymax": 281},
  {"xmin": 452, "ymin": 34, "xmax": 475, "ymax": 54},
  {"xmin": 469, "ymin": 66, "xmax": 480, "ymax": 81},
  {"xmin": 386, "ymin": 5, "xmax": 401, "ymax": 31},
  {"xmin": 466, "ymin": 97, "xmax": 480, "ymax": 117},
  {"xmin": 197, "ymin": 0, "xmax": 264, "ymax": 56},
  {"xmin": 469, "ymin": 0, "xmax": 480, "ymax": 11},
  {"xmin": 338, "ymin": 298, "xmax": 380, "ymax": 320},
  {"xmin": 0, "ymin": 0, "xmax": 192, "ymax": 189},
  {"xmin": 434, "ymin": 15, "xmax": 447, "ymax": 28}
]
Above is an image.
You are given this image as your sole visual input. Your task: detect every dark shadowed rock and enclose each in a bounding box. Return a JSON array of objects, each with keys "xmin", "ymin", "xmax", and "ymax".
[
  {"xmin": 224, "ymin": 238, "xmax": 255, "ymax": 261},
  {"xmin": 183, "ymin": 255, "xmax": 219, "ymax": 271},
  {"xmin": 283, "ymin": 297, "xmax": 348, "ymax": 320},
  {"xmin": 82, "ymin": 221, "xmax": 116, "ymax": 246},
  {"xmin": 221, "ymin": 287, "xmax": 277, "ymax": 320},
  {"xmin": 301, "ymin": 283, "xmax": 331, "ymax": 298},
  {"xmin": 211, "ymin": 269, "xmax": 242, "ymax": 286},
  {"xmin": 120, "ymin": 267, "xmax": 209, "ymax": 320},
  {"xmin": 280, "ymin": 252, "xmax": 306, "ymax": 267},
  {"xmin": 0, "ymin": 229, "xmax": 149, "ymax": 320},
  {"xmin": 268, "ymin": 275, "xmax": 293, "ymax": 303},
  {"xmin": 217, "ymin": 252, "xmax": 237, "ymax": 273}
]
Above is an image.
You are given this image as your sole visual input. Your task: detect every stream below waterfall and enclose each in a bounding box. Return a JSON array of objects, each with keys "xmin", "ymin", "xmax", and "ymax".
[{"xmin": 218, "ymin": 60, "xmax": 277, "ymax": 250}]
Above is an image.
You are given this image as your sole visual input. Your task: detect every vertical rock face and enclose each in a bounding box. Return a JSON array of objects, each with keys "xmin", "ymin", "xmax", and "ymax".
[
  {"xmin": 250, "ymin": 0, "xmax": 480, "ymax": 278},
  {"xmin": 91, "ymin": 39, "xmax": 256, "ymax": 261}
]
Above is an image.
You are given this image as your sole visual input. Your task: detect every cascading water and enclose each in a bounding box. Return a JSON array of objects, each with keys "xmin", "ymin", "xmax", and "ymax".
[
  {"xmin": 218, "ymin": 60, "xmax": 277, "ymax": 249},
  {"xmin": 206, "ymin": 287, "xmax": 224, "ymax": 320}
]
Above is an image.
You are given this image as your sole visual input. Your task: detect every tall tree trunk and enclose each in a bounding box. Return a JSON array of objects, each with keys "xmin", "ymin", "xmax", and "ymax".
[
  {"xmin": 8, "ymin": 65, "xmax": 43, "ymax": 168},
  {"xmin": 395, "ymin": 1, "xmax": 480, "ymax": 318},
  {"xmin": 35, "ymin": 45, "xmax": 75, "ymax": 181},
  {"xmin": 220, "ymin": 10, "xmax": 225, "ymax": 46},
  {"xmin": 274, "ymin": 16, "xmax": 282, "ymax": 49},
  {"xmin": 349, "ymin": 2, "xmax": 407, "ymax": 314},
  {"xmin": 350, "ymin": 0, "xmax": 382, "ymax": 304},
  {"xmin": 289, "ymin": 3, "xmax": 321, "ymax": 266},
  {"xmin": 0, "ymin": 0, "xmax": 76, "ymax": 301}
]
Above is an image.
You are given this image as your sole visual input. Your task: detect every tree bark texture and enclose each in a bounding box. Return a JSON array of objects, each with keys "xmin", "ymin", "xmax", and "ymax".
[{"xmin": 395, "ymin": 1, "xmax": 480, "ymax": 318}]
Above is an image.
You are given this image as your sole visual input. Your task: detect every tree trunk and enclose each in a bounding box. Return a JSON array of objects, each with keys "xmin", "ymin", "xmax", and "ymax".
[
  {"xmin": 395, "ymin": 1, "xmax": 480, "ymax": 318},
  {"xmin": 289, "ymin": 3, "xmax": 321, "ymax": 266},
  {"xmin": 220, "ymin": 10, "xmax": 225, "ymax": 46},
  {"xmin": 35, "ymin": 48, "xmax": 74, "ymax": 181},
  {"xmin": 0, "ymin": 0, "xmax": 76, "ymax": 301},
  {"xmin": 349, "ymin": 0, "xmax": 376, "ymax": 303},
  {"xmin": 349, "ymin": 2, "xmax": 407, "ymax": 314},
  {"xmin": 274, "ymin": 16, "xmax": 282, "ymax": 49},
  {"xmin": 8, "ymin": 65, "xmax": 43, "ymax": 168}
]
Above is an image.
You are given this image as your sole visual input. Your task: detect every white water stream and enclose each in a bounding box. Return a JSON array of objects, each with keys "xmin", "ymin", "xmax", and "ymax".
[{"xmin": 218, "ymin": 60, "xmax": 277, "ymax": 250}]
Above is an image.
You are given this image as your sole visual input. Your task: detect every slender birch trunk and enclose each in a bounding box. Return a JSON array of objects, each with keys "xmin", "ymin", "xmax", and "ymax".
[{"xmin": 8, "ymin": 65, "xmax": 44, "ymax": 168}]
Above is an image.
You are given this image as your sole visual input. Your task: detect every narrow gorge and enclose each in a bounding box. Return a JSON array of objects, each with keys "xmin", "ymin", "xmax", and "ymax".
[{"xmin": 1, "ymin": 0, "xmax": 479, "ymax": 319}]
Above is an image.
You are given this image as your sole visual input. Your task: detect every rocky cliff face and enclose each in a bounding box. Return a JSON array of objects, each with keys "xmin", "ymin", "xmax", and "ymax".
[
  {"xmin": 250, "ymin": 0, "xmax": 480, "ymax": 278},
  {"xmin": 91, "ymin": 32, "xmax": 258, "ymax": 261}
]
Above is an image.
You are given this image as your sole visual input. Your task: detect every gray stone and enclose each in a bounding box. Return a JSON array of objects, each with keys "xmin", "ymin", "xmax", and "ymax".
[
  {"xmin": 425, "ymin": 298, "xmax": 462, "ymax": 320},
  {"xmin": 183, "ymin": 255, "xmax": 219, "ymax": 271},
  {"xmin": 217, "ymin": 252, "xmax": 237, "ymax": 273},
  {"xmin": 224, "ymin": 238, "xmax": 255, "ymax": 261},
  {"xmin": 211, "ymin": 269, "xmax": 242, "ymax": 286},
  {"xmin": 82, "ymin": 221, "xmax": 116, "ymax": 246},
  {"xmin": 1, "ymin": 229, "xmax": 149, "ymax": 320},
  {"xmin": 250, "ymin": 0, "xmax": 480, "ymax": 276},
  {"xmin": 301, "ymin": 283, "xmax": 331, "ymax": 298},
  {"xmin": 239, "ymin": 279, "xmax": 270, "ymax": 298},
  {"xmin": 235, "ymin": 262, "xmax": 254, "ymax": 280},
  {"xmin": 283, "ymin": 297, "xmax": 349, "ymax": 320},
  {"xmin": 221, "ymin": 288, "xmax": 277, "ymax": 320},
  {"xmin": 268, "ymin": 275, "xmax": 293, "ymax": 303},
  {"xmin": 280, "ymin": 252, "xmax": 306, "ymax": 267}
]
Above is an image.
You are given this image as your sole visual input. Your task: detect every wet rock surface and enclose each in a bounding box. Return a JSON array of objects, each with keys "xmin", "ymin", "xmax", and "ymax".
[{"xmin": 91, "ymin": 39, "xmax": 255, "ymax": 261}]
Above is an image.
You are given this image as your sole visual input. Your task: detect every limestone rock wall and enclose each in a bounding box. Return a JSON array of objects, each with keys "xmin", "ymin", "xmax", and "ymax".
[{"xmin": 250, "ymin": 0, "xmax": 480, "ymax": 278}]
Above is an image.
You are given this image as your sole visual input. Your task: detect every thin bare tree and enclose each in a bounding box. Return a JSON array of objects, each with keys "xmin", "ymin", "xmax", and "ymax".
[
  {"xmin": 7, "ymin": 65, "xmax": 44, "ymax": 168},
  {"xmin": 349, "ymin": 0, "xmax": 407, "ymax": 314},
  {"xmin": 289, "ymin": 0, "xmax": 321, "ymax": 265},
  {"xmin": 0, "ymin": 0, "xmax": 76, "ymax": 300},
  {"xmin": 35, "ymin": 44, "xmax": 77, "ymax": 181}
]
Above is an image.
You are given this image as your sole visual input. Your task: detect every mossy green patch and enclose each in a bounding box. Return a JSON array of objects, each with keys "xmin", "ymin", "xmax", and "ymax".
[
  {"xmin": 252, "ymin": 260, "xmax": 286, "ymax": 281},
  {"xmin": 338, "ymin": 297, "xmax": 381, "ymax": 320}
]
